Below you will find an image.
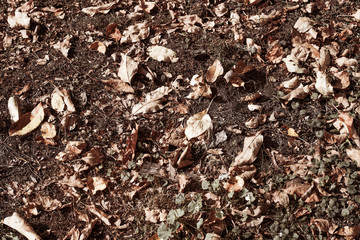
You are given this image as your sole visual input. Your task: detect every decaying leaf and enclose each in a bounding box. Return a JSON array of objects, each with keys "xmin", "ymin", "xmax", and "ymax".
[
  {"xmin": 53, "ymin": 35, "xmax": 72, "ymax": 58},
  {"xmin": 148, "ymin": 45, "xmax": 179, "ymax": 63},
  {"xmin": 55, "ymin": 141, "xmax": 87, "ymax": 161},
  {"xmin": 101, "ymin": 79, "xmax": 134, "ymax": 93},
  {"xmin": 117, "ymin": 54, "xmax": 139, "ymax": 84},
  {"xmin": 281, "ymin": 84, "xmax": 311, "ymax": 102},
  {"xmin": 121, "ymin": 22, "xmax": 150, "ymax": 44},
  {"xmin": 206, "ymin": 59, "xmax": 224, "ymax": 83},
  {"xmin": 314, "ymin": 70, "xmax": 333, "ymax": 96},
  {"xmin": 87, "ymin": 176, "xmax": 109, "ymax": 194},
  {"xmin": 272, "ymin": 190, "xmax": 289, "ymax": 207},
  {"xmin": 223, "ymin": 176, "xmax": 244, "ymax": 192},
  {"xmin": 7, "ymin": 10, "xmax": 31, "ymax": 29},
  {"xmin": 231, "ymin": 132, "xmax": 263, "ymax": 168},
  {"xmin": 187, "ymin": 74, "xmax": 212, "ymax": 99},
  {"xmin": 51, "ymin": 88, "xmax": 76, "ymax": 112},
  {"xmin": 105, "ymin": 23, "xmax": 122, "ymax": 42},
  {"xmin": 82, "ymin": 148, "xmax": 103, "ymax": 166},
  {"xmin": 245, "ymin": 114, "xmax": 267, "ymax": 129},
  {"xmin": 3, "ymin": 212, "xmax": 42, "ymax": 240},
  {"xmin": 81, "ymin": 1, "xmax": 118, "ymax": 16},
  {"xmin": 132, "ymin": 86, "xmax": 171, "ymax": 115},
  {"xmin": 185, "ymin": 109, "xmax": 213, "ymax": 140},
  {"xmin": 224, "ymin": 60, "xmax": 255, "ymax": 87},
  {"xmin": 41, "ymin": 122, "xmax": 56, "ymax": 139},
  {"xmin": 337, "ymin": 225, "xmax": 360, "ymax": 238},
  {"xmin": 8, "ymin": 96, "xmax": 21, "ymax": 123},
  {"xmin": 89, "ymin": 41, "xmax": 106, "ymax": 54},
  {"xmin": 9, "ymin": 103, "xmax": 45, "ymax": 136},
  {"xmin": 282, "ymin": 54, "xmax": 307, "ymax": 73},
  {"xmin": 346, "ymin": 148, "xmax": 360, "ymax": 167}
]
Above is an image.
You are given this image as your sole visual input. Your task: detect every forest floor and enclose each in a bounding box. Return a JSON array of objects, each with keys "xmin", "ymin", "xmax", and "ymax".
[{"xmin": 2, "ymin": 0, "xmax": 360, "ymax": 239}]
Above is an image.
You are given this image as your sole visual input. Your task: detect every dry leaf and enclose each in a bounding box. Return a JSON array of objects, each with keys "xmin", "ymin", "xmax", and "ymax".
[
  {"xmin": 82, "ymin": 148, "xmax": 103, "ymax": 166},
  {"xmin": 287, "ymin": 128, "xmax": 299, "ymax": 137},
  {"xmin": 245, "ymin": 114, "xmax": 267, "ymax": 129},
  {"xmin": 224, "ymin": 60, "xmax": 255, "ymax": 87},
  {"xmin": 280, "ymin": 76, "xmax": 300, "ymax": 89},
  {"xmin": 81, "ymin": 1, "xmax": 118, "ymax": 16},
  {"xmin": 346, "ymin": 148, "xmax": 360, "ymax": 167},
  {"xmin": 266, "ymin": 44, "xmax": 284, "ymax": 64},
  {"xmin": 87, "ymin": 176, "xmax": 109, "ymax": 194},
  {"xmin": 89, "ymin": 41, "xmax": 106, "ymax": 54},
  {"xmin": 105, "ymin": 23, "xmax": 122, "ymax": 42},
  {"xmin": 9, "ymin": 103, "xmax": 45, "ymax": 136},
  {"xmin": 53, "ymin": 35, "xmax": 72, "ymax": 58},
  {"xmin": 337, "ymin": 225, "xmax": 360, "ymax": 238},
  {"xmin": 7, "ymin": 10, "xmax": 31, "ymax": 29},
  {"xmin": 214, "ymin": 3, "xmax": 228, "ymax": 17},
  {"xmin": 272, "ymin": 190, "xmax": 289, "ymax": 206},
  {"xmin": 206, "ymin": 59, "xmax": 224, "ymax": 83},
  {"xmin": 282, "ymin": 54, "xmax": 307, "ymax": 73},
  {"xmin": 51, "ymin": 88, "xmax": 76, "ymax": 112},
  {"xmin": 187, "ymin": 74, "xmax": 212, "ymax": 99},
  {"xmin": 148, "ymin": 45, "xmax": 179, "ymax": 63},
  {"xmin": 121, "ymin": 22, "xmax": 149, "ymax": 44},
  {"xmin": 8, "ymin": 96, "xmax": 21, "ymax": 123},
  {"xmin": 117, "ymin": 54, "xmax": 139, "ymax": 84},
  {"xmin": 223, "ymin": 176, "xmax": 244, "ymax": 192},
  {"xmin": 281, "ymin": 84, "xmax": 311, "ymax": 101},
  {"xmin": 3, "ymin": 212, "xmax": 42, "ymax": 240},
  {"xmin": 135, "ymin": 1, "xmax": 156, "ymax": 13},
  {"xmin": 55, "ymin": 141, "xmax": 87, "ymax": 161},
  {"xmin": 132, "ymin": 86, "xmax": 171, "ymax": 115},
  {"xmin": 185, "ymin": 110, "xmax": 213, "ymax": 140},
  {"xmin": 231, "ymin": 132, "xmax": 263, "ymax": 168},
  {"xmin": 41, "ymin": 122, "xmax": 56, "ymax": 139},
  {"xmin": 315, "ymin": 70, "xmax": 333, "ymax": 96},
  {"xmin": 332, "ymin": 70, "xmax": 350, "ymax": 89},
  {"xmin": 101, "ymin": 79, "xmax": 134, "ymax": 93}
]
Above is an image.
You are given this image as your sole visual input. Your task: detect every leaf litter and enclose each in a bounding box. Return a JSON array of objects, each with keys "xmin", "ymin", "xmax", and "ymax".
[{"xmin": 3, "ymin": 0, "xmax": 360, "ymax": 239}]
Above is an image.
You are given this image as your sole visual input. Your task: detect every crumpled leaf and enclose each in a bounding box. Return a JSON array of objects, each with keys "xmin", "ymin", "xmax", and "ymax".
[
  {"xmin": 315, "ymin": 70, "xmax": 333, "ymax": 96},
  {"xmin": 101, "ymin": 79, "xmax": 134, "ymax": 93},
  {"xmin": 214, "ymin": 3, "xmax": 228, "ymax": 17},
  {"xmin": 8, "ymin": 96, "xmax": 21, "ymax": 123},
  {"xmin": 40, "ymin": 122, "xmax": 56, "ymax": 139},
  {"xmin": 121, "ymin": 22, "xmax": 149, "ymax": 44},
  {"xmin": 318, "ymin": 47, "xmax": 331, "ymax": 72},
  {"xmin": 178, "ymin": 15, "xmax": 203, "ymax": 33},
  {"xmin": 231, "ymin": 132, "xmax": 263, "ymax": 168},
  {"xmin": 105, "ymin": 23, "xmax": 122, "ymax": 42},
  {"xmin": 89, "ymin": 41, "xmax": 106, "ymax": 54},
  {"xmin": 117, "ymin": 54, "xmax": 139, "ymax": 84},
  {"xmin": 223, "ymin": 176, "xmax": 245, "ymax": 192},
  {"xmin": 55, "ymin": 141, "xmax": 87, "ymax": 161},
  {"xmin": 346, "ymin": 148, "xmax": 360, "ymax": 167},
  {"xmin": 206, "ymin": 59, "xmax": 224, "ymax": 83},
  {"xmin": 224, "ymin": 60, "xmax": 255, "ymax": 87},
  {"xmin": 148, "ymin": 45, "xmax": 179, "ymax": 63},
  {"xmin": 53, "ymin": 35, "xmax": 72, "ymax": 58},
  {"xmin": 281, "ymin": 84, "xmax": 311, "ymax": 102},
  {"xmin": 82, "ymin": 148, "xmax": 103, "ymax": 166},
  {"xmin": 87, "ymin": 176, "xmax": 109, "ymax": 194},
  {"xmin": 185, "ymin": 109, "xmax": 213, "ymax": 140},
  {"xmin": 283, "ymin": 54, "xmax": 307, "ymax": 73},
  {"xmin": 186, "ymin": 74, "xmax": 212, "ymax": 99},
  {"xmin": 81, "ymin": 1, "xmax": 118, "ymax": 16},
  {"xmin": 51, "ymin": 88, "xmax": 76, "ymax": 112},
  {"xmin": 266, "ymin": 44, "xmax": 284, "ymax": 64},
  {"xmin": 3, "ymin": 212, "xmax": 42, "ymax": 240},
  {"xmin": 332, "ymin": 70, "xmax": 350, "ymax": 89},
  {"xmin": 9, "ymin": 103, "xmax": 45, "ymax": 136},
  {"xmin": 245, "ymin": 114, "xmax": 267, "ymax": 129},
  {"xmin": 337, "ymin": 225, "xmax": 360, "ymax": 238},
  {"xmin": 7, "ymin": 9, "xmax": 31, "ymax": 29},
  {"xmin": 132, "ymin": 86, "xmax": 171, "ymax": 115}
]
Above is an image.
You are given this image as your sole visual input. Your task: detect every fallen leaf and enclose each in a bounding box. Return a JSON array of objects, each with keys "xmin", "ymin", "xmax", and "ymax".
[
  {"xmin": 40, "ymin": 122, "xmax": 56, "ymax": 139},
  {"xmin": 81, "ymin": 1, "xmax": 118, "ymax": 16},
  {"xmin": 185, "ymin": 109, "xmax": 213, "ymax": 140},
  {"xmin": 7, "ymin": 10, "xmax": 31, "ymax": 29},
  {"xmin": 282, "ymin": 54, "xmax": 307, "ymax": 73},
  {"xmin": 87, "ymin": 176, "xmax": 109, "ymax": 194},
  {"xmin": 121, "ymin": 22, "xmax": 150, "ymax": 44},
  {"xmin": 206, "ymin": 59, "xmax": 224, "ymax": 83},
  {"xmin": 51, "ymin": 88, "xmax": 76, "ymax": 112},
  {"xmin": 148, "ymin": 45, "xmax": 179, "ymax": 63},
  {"xmin": 117, "ymin": 54, "xmax": 139, "ymax": 84},
  {"xmin": 272, "ymin": 190, "xmax": 289, "ymax": 206},
  {"xmin": 337, "ymin": 225, "xmax": 360, "ymax": 238},
  {"xmin": 105, "ymin": 23, "xmax": 122, "ymax": 42},
  {"xmin": 3, "ymin": 212, "xmax": 42, "ymax": 240},
  {"xmin": 231, "ymin": 132, "xmax": 263, "ymax": 168},
  {"xmin": 346, "ymin": 148, "xmax": 360, "ymax": 167},
  {"xmin": 8, "ymin": 96, "xmax": 21, "ymax": 123},
  {"xmin": 132, "ymin": 87, "xmax": 171, "ymax": 115},
  {"xmin": 245, "ymin": 114, "xmax": 267, "ymax": 129},
  {"xmin": 332, "ymin": 70, "xmax": 350, "ymax": 89},
  {"xmin": 9, "ymin": 103, "xmax": 45, "ymax": 136},
  {"xmin": 82, "ymin": 148, "xmax": 103, "ymax": 166},
  {"xmin": 315, "ymin": 70, "xmax": 333, "ymax": 96},
  {"xmin": 288, "ymin": 128, "xmax": 299, "ymax": 137},
  {"xmin": 281, "ymin": 84, "xmax": 311, "ymax": 101},
  {"xmin": 89, "ymin": 41, "xmax": 106, "ymax": 54},
  {"xmin": 214, "ymin": 3, "xmax": 228, "ymax": 17},
  {"xmin": 224, "ymin": 60, "xmax": 255, "ymax": 87},
  {"xmin": 266, "ymin": 44, "xmax": 284, "ymax": 64},
  {"xmin": 101, "ymin": 79, "xmax": 134, "ymax": 93},
  {"xmin": 186, "ymin": 74, "xmax": 212, "ymax": 99},
  {"xmin": 223, "ymin": 176, "xmax": 245, "ymax": 192},
  {"xmin": 53, "ymin": 35, "xmax": 72, "ymax": 58}
]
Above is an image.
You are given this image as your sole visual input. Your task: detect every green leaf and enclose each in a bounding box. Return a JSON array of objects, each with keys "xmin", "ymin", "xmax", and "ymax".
[
  {"xmin": 202, "ymin": 180, "xmax": 210, "ymax": 190},
  {"xmin": 175, "ymin": 193, "xmax": 185, "ymax": 205},
  {"xmin": 167, "ymin": 209, "xmax": 184, "ymax": 224},
  {"xmin": 211, "ymin": 179, "xmax": 220, "ymax": 191},
  {"xmin": 157, "ymin": 223, "xmax": 173, "ymax": 240}
]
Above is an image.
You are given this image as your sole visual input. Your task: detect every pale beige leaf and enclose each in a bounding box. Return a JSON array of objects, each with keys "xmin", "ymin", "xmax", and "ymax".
[
  {"xmin": 272, "ymin": 190, "xmax": 289, "ymax": 207},
  {"xmin": 51, "ymin": 89, "xmax": 65, "ymax": 112},
  {"xmin": 315, "ymin": 70, "xmax": 333, "ymax": 96},
  {"xmin": 117, "ymin": 54, "xmax": 139, "ymax": 84},
  {"xmin": 9, "ymin": 103, "xmax": 45, "ymax": 136},
  {"xmin": 279, "ymin": 76, "xmax": 300, "ymax": 89},
  {"xmin": 148, "ymin": 45, "xmax": 179, "ymax": 63},
  {"xmin": 338, "ymin": 225, "xmax": 360, "ymax": 238},
  {"xmin": 186, "ymin": 74, "xmax": 212, "ymax": 99},
  {"xmin": 214, "ymin": 3, "xmax": 228, "ymax": 17},
  {"xmin": 223, "ymin": 176, "xmax": 244, "ymax": 192},
  {"xmin": 294, "ymin": 17, "xmax": 313, "ymax": 33},
  {"xmin": 120, "ymin": 22, "xmax": 149, "ymax": 44},
  {"xmin": 281, "ymin": 84, "xmax": 310, "ymax": 101},
  {"xmin": 185, "ymin": 110, "xmax": 213, "ymax": 140},
  {"xmin": 81, "ymin": 1, "xmax": 118, "ymax": 16},
  {"xmin": 206, "ymin": 59, "xmax": 224, "ymax": 83},
  {"xmin": 8, "ymin": 96, "xmax": 21, "ymax": 123},
  {"xmin": 88, "ymin": 177, "xmax": 109, "ymax": 194},
  {"xmin": 346, "ymin": 148, "xmax": 360, "ymax": 167},
  {"xmin": 231, "ymin": 133, "xmax": 263, "ymax": 167},
  {"xmin": 3, "ymin": 212, "xmax": 42, "ymax": 240},
  {"xmin": 41, "ymin": 122, "xmax": 56, "ymax": 139},
  {"xmin": 101, "ymin": 79, "xmax": 134, "ymax": 93},
  {"xmin": 7, "ymin": 10, "xmax": 31, "ymax": 29},
  {"xmin": 53, "ymin": 35, "xmax": 72, "ymax": 58},
  {"xmin": 283, "ymin": 54, "xmax": 307, "ymax": 73},
  {"xmin": 131, "ymin": 86, "xmax": 171, "ymax": 115},
  {"xmin": 89, "ymin": 41, "xmax": 106, "ymax": 54},
  {"xmin": 318, "ymin": 47, "xmax": 331, "ymax": 72}
]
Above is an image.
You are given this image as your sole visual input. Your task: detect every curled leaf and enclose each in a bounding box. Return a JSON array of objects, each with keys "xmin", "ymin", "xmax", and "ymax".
[
  {"xmin": 185, "ymin": 110, "xmax": 213, "ymax": 140},
  {"xmin": 9, "ymin": 103, "xmax": 45, "ymax": 136},
  {"xmin": 3, "ymin": 212, "xmax": 42, "ymax": 240}
]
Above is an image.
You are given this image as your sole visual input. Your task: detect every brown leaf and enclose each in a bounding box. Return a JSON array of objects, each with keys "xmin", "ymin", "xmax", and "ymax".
[
  {"xmin": 9, "ymin": 103, "xmax": 45, "ymax": 136},
  {"xmin": 105, "ymin": 23, "xmax": 121, "ymax": 42},
  {"xmin": 89, "ymin": 41, "xmax": 106, "ymax": 54},
  {"xmin": 3, "ymin": 212, "xmax": 42, "ymax": 240},
  {"xmin": 132, "ymin": 86, "xmax": 171, "ymax": 115},
  {"xmin": 266, "ymin": 44, "xmax": 284, "ymax": 64},
  {"xmin": 117, "ymin": 54, "xmax": 139, "ymax": 84},
  {"xmin": 185, "ymin": 109, "xmax": 213, "ymax": 140},
  {"xmin": 40, "ymin": 122, "xmax": 56, "ymax": 139},
  {"xmin": 206, "ymin": 59, "xmax": 224, "ymax": 83},
  {"xmin": 101, "ymin": 79, "xmax": 134, "ymax": 93},
  {"xmin": 224, "ymin": 60, "xmax": 255, "ymax": 87},
  {"xmin": 124, "ymin": 124, "xmax": 139, "ymax": 163},
  {"xmin": 231, "ymin": 132, "xmax": 263, "ymax": 168},
  {"xmin": 223, "ymin": 176, "xmax": 245, "ymax": 192},
  {"xmin": 81, "ymin": 1, "xmax": 119, "ymax": 16},
  {"xmin": 82, "ymin": 148, "xmax": 103, "ymax": 167}
]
